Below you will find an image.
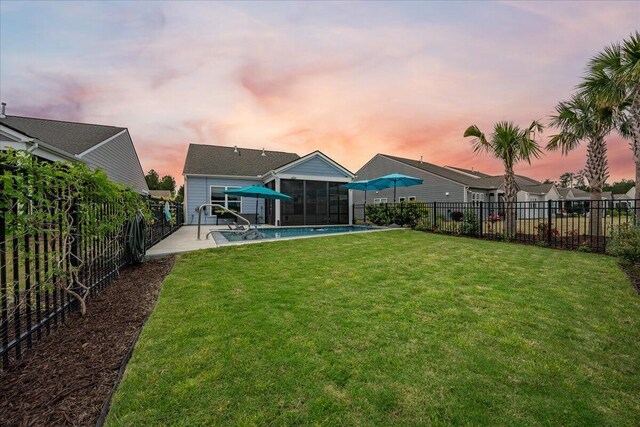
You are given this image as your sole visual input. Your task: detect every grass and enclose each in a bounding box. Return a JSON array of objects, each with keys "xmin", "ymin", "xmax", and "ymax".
[{"xmin": 107, "ymin": 231, "xmax": 640, "ymax": 426}]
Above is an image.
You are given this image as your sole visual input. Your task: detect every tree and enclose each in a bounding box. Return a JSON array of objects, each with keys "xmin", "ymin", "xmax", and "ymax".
[
  {"xmin": 559, "ymin": 172, "xmax": 574, "ymax": 188},
  {"xmin": 175, "ymin": 185, "xmax": 184, "ymax": 204},
  {"xmin": 581, "ymin": 31, "xmax": 640, "ymax": 190},
  {"xmin": 547, "ymin": 92, "xmax": 617, "ymax": 234},
  {"xmin": 464, "ymin": 120, "xmax": 544, "ymax": 236},
  {"xmin": 603, "ymin": 179, "xmax": 635, "ymax": 194},
  {"xmin": 574, "ymin": 169, "xmax": 588, "ymax": 190},
  {"xmin": 145, "ymin": 169, "xmax": 160, "ymax": 190},
  {"xmin": 542, "ymin": 178, "xmax": 555, "ymax": 185},
  {"xmin": 158, "ymin": 175, "xmax": 176, "ymax": 192}
]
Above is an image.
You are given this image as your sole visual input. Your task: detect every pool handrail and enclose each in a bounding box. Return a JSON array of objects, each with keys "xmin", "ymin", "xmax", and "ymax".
[{"xmin": 197, "ymin": 203, "xmax": 252, "ymax": 240}]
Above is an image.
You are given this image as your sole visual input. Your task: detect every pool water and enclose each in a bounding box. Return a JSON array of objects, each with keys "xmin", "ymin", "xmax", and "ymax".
[{"xmin": 219, "ymin": 225, "xmax": 374, "ymax": 242}]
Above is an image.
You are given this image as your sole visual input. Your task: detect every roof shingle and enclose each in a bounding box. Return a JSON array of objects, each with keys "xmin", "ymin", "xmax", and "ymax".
[
  {"xmin": 182, "ymin": 144, "xmax": 300, "ymax": 176},
  {"xmin": 0, "ymin": 115, "xmax": 125, "ymax": 155}
]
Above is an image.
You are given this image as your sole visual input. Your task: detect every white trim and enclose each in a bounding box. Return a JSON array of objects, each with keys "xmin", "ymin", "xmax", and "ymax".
[
  {"xmin": 463, "ymin": 186, "xmax": 468, "ymax": 202},
  {"xmin": 0, "ymin": 124, "xmax": 34, "ymax": 142},
  {"xmin": 443, "ymin": 166, "xmax": 483, "ymax": 178},
  {"xmin": 272, "ymin": 151, "xmax": 354, "ymax": 177},
  {"xmin": 76, "ymin": 129, "xmax": 127, "ymax": 158},
  {"xmin": 275, "ymin": 178, "xmax": 281, "ymax": 226},
  {"xmin": 348, "ymin": 189, "xmax": 353, "ymax": 224},
  {"xmin": 183, "ymin": 174, "xmax": 188, "ymax": 224},
  {"xmin": 209, "ymin": 185, "xmax": 242, "ymax": 215},
  {"xmin": 184, "ymin": 173, "xmax": 263, "ymax": 180},
  {"xmin": 276, "ymin": 173, "xmax": 352, "ymax": 182}
]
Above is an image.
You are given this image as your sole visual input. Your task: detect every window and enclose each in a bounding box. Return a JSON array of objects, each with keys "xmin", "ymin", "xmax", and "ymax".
[
  {"xmin": 471, "ymin": 192, "xmax": 484, "ymax": 203},
  {"xmin": 398, "ymin": 197, "xmax": 406, "ymax": 202},
  {"xmin": 373, "ymin": 198, "xmax": 387, "ymax": 204},
  {"xmin": 210, "ymin": 185, "xmax": 241, "ymax": 215},
  {"xmin": 408, "ymin": 196, "xmax": 417, "ymax": 202}
]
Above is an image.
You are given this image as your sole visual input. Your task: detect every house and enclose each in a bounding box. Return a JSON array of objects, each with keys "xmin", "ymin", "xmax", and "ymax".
[
  {"xmin": 148, "ymin": 190, "xmax": 174, "ymax": 199},
  {"xmin": 182, "ymin": 144, "xmax": 354, "ymax": 226},
  {"xmin": 0, "ymin": 105, "xmax": 149, "ymax": 194},
  {"xmin": 354, "ymin": 154, "xmax": 558, "ymax": 218}
]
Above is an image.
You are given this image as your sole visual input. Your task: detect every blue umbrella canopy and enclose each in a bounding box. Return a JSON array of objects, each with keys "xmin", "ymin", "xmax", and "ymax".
[
  {"xmin": 369, "ymin": 173, "xmax": 423, "ymax": 203},
  {"xmin": 224, "ymin": 186, "xmax": 292, "ymax": 225},
  {"xmin": 224, "ymin": 185, "xmax": 292, "ymax": 200},
  {"xmin": 343, "ymin": 179, "xmax": 388, "ymax": 191}
]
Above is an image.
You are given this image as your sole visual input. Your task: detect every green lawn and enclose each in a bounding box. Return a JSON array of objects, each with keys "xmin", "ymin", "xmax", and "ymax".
[{"xmin": 107, "ymin": 231, "xmax": 640, "ymax": 426}]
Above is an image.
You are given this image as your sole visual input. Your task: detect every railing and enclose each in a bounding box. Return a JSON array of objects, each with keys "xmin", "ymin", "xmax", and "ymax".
[
  {"xmin": 196, "ymin": 204, "xmax": 251, "ymax": 240},
  {"xmin": 353, "ymin": 199, "xmax": 638, "ymax": 253}
]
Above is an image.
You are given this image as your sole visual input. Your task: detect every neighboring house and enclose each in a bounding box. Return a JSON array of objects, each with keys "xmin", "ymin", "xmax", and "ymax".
[
  {"xmin": 182, "ymin": 144, "xmax": 354, "ymax": 226},
  {"xmin": 354, "ymin": 154, "xmax": 558, "ymax": 218},
  {"xmin": 149, "ymin": 190, "xmax": 174, "ymax": 199},
  {"xmin": 0, "ymin": 107, "xmax": 149, "ymax": 194}
]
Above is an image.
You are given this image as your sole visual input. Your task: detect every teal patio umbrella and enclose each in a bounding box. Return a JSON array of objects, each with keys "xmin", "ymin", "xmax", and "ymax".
[
  {"xmin": 369, "ymin": 173, "xmax": 424, "ymax": 203},
  {"xmin": 224, "ymin": 185, "xmax": 292, "ymax": 225},
  {"xmin": 344, "ymin": 179, "xmax": 389, "ymax": 222}
]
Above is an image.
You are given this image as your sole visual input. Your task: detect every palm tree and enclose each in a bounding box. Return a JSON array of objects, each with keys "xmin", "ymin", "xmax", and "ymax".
[
  {"xmin": 547, "ymin": 92, "xmax": 616, "ymax": 234},
  {"xmin": 464, "ymin": 121, "xmax": 544, "ymax": 236},
  {"xmin": 580, "ymin": 31, "xmax": 640, "ymax": 192}
]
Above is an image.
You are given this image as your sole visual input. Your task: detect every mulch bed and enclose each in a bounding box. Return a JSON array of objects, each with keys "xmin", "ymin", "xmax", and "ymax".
[
  {"xmin": 0, "ymin": 256, "xmax": 176, "ymax": 427},
  {"xmin": 620, "ymin": 263, "xmax": 640, "ymax": 294}
]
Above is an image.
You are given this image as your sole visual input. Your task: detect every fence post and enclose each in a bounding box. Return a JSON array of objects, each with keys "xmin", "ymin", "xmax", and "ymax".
[
  {"xmin": 547, "ymin": 199, "xmax": 552, "ymax": 246},
  {"xmin": 432, "ymin": 201, "xmax": 437, "ymax": 230},
  {"xmin": 479, "ymin": 201, "xmax": 483, "ymax": 238}
]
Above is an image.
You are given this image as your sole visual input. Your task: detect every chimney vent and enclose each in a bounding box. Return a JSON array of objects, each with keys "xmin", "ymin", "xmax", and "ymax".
[
  {"xmin": 419, "ymin": 155, "xmax": 423, "ymax": 164},
  {"xmin": 261, "ymin": 148, "xmax": 266, "ymax": 157},
  {"xmin": 233, "ymin": 145, "xmax": 238, "ymax": 153},
  {"xmin": 0, "ymin": 102, "xmax": 6, "ymax": 118}
]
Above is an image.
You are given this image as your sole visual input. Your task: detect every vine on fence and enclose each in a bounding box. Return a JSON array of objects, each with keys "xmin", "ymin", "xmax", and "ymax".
[{"xmin": 1, "ymin": 149, "xmax": 148, "ymax": 315}]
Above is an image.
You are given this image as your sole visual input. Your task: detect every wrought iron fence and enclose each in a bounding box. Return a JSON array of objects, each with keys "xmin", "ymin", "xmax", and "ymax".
[
  {"xmin": 146, "ymin": 197, "xmax": 183, "ymax": 249},
  {"xmin": 353, "ymin": 199, "xmax": 638, "ymax": 253},
  {"xmin": 0, "ymin": 176, "xmax": 182, "ymax": 370}
]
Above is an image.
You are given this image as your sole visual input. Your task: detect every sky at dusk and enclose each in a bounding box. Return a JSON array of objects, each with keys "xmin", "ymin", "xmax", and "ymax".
[{"xmin": 1, "ymin": 1, "xmax": 639, "ymax": 186}]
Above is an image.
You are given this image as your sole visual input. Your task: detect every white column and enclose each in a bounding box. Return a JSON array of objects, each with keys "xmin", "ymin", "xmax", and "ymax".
[
  {"xmin": 348, "ymin": 189, "xmax": 353, "ymax": 225},
  {"xmin": 275, "ymin": 177, "xmax": 281, "ymax": 226}
]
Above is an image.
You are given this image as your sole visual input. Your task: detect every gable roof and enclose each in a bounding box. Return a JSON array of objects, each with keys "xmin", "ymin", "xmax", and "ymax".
[
  {"xmin": 444, "ymin": 166, "xmax": 492, "ymax": 178},
  {"xmin": 379, "ymin": 154, "xmax": 540, "ymax": 190},
  {"xmin": 183, "ymin": 144, "xmax": 300, "ymax": 176},
  {"xmin": 271, "ymin": 150, "xmax": 354, "ymax": 177},
  {"xmin": 0, "ymin": 115, "xmax": 125, "ymax": 155},
  {"xmin": 521, "ymin": 183, "xmax": 554, "ymax": 194}
]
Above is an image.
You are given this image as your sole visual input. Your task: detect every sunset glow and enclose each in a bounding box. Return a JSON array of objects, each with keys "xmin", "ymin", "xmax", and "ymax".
[{"xmin": 1, "ymin": 1, "xmax": 639, "ymax": 185}]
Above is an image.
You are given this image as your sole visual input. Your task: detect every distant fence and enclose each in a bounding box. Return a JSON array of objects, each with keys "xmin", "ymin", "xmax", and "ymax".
[
  {"xmin": 353, "ymin": 199, "xmax": 638, "ymax": 253},
  {"xmin": 0, "ymin": 171, "xmax": 182, "ymax": 369},
  {"xmin": 146, "ymin": 198, "xmax": 183, "ymax": 248}
]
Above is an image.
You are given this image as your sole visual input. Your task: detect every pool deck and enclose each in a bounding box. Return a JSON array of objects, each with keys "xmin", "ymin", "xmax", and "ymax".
[{"xmin": 145, "ymin": 225, "xmax": 401, "ymax": 259}]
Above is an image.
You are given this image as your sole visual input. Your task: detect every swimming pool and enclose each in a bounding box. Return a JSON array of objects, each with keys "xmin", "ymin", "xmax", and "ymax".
[{"xmin": 219, "ymin": 225, "xmax": 375, "ymax": 242}]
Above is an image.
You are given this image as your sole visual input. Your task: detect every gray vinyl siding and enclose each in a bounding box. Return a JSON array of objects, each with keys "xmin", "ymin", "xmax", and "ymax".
[
  {"xmin": 284, "ymin": 156, "xmax": 350, "ymax": 178},
  {"xmin": 354, "ymin": 155, "xmax": 467, "ymax": 203},
  {"xmin": 184, "ymin": 175, "xmax": 263, "ymax": 225},
  {"xmin": 80, "ymin": 131, "xmax": 149, "ymax": 194}
]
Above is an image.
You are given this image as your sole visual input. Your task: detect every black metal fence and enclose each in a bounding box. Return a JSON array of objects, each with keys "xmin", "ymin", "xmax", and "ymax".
[
  {"xmin": 0, "ymin": 185, "xmax": 182, "ymax": 370},
  {"xmin": 146, "ymin": 198, "xmax": 183, "ymax": 249},
  {"xmin": 353, "ymin": 199, "xmax": 638, "ymax": 253}
]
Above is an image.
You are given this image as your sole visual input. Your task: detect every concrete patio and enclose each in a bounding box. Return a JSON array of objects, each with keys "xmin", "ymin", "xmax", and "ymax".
[{"xmin": 145, "ymin": 225, "xmax": 221, "ymax": 258}]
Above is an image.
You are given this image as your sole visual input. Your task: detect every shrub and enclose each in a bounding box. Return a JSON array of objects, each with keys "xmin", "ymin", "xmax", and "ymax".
[
  {"xmin": 451, "ymin": 211, "xmax": 464, "ymax": 222},
  {"xmin": 534, "ymin": 222, "xmax": 560, "ymax": 240},
  {"xmin": 365, "ymin": 202, "xmax": 429, "ymax": 227},
  {"xmin": 460, "ymin": 209, "xmax": 481, "ymax": 236},
  {"xmin": 607, "ymin": 224, "xmax": 640, "ymax": 264}
]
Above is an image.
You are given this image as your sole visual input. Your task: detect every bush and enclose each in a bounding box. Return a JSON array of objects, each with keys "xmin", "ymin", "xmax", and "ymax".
[
  {"xmin": 460, "ymin": 209, "xmax": 481, "ymax": 236},
  {"xmin": 451, "ymin": 211, "xmax": 464, "ymax": 222},
  {"xmin": 607, "ymin": 224, "xmax": 640, "ymax": 264},
  {"xmin": 365, "ymin": 203, "xmax": 429, "ymax": 227}
]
